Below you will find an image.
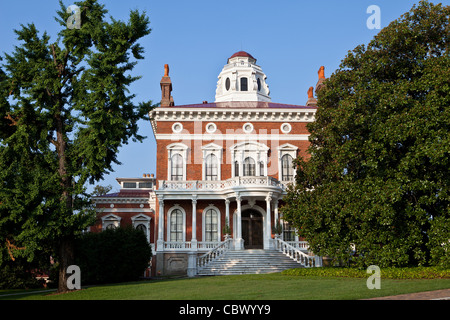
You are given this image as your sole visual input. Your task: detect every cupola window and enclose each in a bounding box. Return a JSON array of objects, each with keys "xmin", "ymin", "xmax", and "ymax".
[
  {"xmin": 240, "ymin": 77, "xmax": 248, "ymax": 91},
  {"xmin": 225, "ymin": 78, "xmax": 230, "ymax": 91}
]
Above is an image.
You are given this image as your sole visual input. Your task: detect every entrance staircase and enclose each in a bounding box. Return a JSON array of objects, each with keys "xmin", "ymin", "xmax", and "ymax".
[{"xmin": 197, "ymin": 249, "xmax": 303, "ymax": 276}]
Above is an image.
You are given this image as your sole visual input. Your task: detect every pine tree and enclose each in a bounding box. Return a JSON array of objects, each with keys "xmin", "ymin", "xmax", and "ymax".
[{"xmin": 0, "ymin": 0, "xmax": 153, "ymax": 292}]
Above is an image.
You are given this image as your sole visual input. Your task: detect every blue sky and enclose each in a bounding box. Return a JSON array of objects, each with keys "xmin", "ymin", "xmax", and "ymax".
[{"xmin": 1, "ymin": 0, "xmax": 447, "ymax": 193}]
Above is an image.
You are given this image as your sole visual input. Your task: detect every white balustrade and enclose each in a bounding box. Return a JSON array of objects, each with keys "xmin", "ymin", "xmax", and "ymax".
[
  {"xmin": 159, "ymin": 176, "xmax": 286, "ymax": 191},
  {"xmin": 197, "ymin": 237, "xmax": 233, "ymax": 270},
  {"xmin": 273, "ymin": 237, "xmax": 322, "ymax": 268}
]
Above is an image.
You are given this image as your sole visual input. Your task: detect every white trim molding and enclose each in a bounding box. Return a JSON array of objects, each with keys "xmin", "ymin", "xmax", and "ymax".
[
  {"xmin": 230, "ymin": 141, "xmax": 269, "ymax": 177},
  {"xmin": 101, "ymin": 213, "xmax": 122, "ymax": 230},
  {"xmin": 132, "ymin": 213, "xmax": 152, "ymax": 243},
  {"xmin": 201, "ymin": 143, "xmax": 223, "ymax": 181},
  {"xmin": 202, "ymin": 204, "xmax": 222, "ymax": 242},
  {"xmin": 167, "ymin": 204, "xmax": 187, "ymax": 242},
  {"xmin": 167, "ymin": 143, "xmax": 189, "ymax": 181},
  {"xmin": 278, "ymin": 143, "xmax": 298, "ymax": 182}
]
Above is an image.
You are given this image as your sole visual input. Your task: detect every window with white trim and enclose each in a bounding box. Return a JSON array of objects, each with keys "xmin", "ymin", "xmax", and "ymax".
[
  {"xmin": 205, "ymin": 154, "xmax": 218, "ymax": 181},
  {"xmin": 201, "ymin": 143, "xmax": 222, "ymax": 181},
  {"xmin": 231, "ymin": 141, "xmax": 269, "ymax": 178},
  {"xmin": 101, "ymin": 214, "xmax": 121, "ymax": 231},
  {"xmin": 171, "ymin": 154, "xmax": 183, "ymax": 181},
  {"xmin": 205, "ymin": 208, "xmax": 218, "ymax": 241},
  {"xmin": 278, "ymin": 143, "xmax": 298, "ymax": 182},
  {"xmin": 243, "ymin": 157, "xmax": 256, "ymax": 176},
  {"xmin": 203, "ymin": 206, "xmax": 221, "ymax": 242},
  {"xmin": 132, "ymin": 214, "xmax": 151, "ymax": 243},
  {"xmin": 281, "ymin": 154, "xmax": 294, "ymax": 181},
  {"xmin": 169, "ymin": 208, "xmax": 185, "ymax": 242},
  {"xmin": 167, "ymin": 143, "xmax": 188, "ymax": 181}
]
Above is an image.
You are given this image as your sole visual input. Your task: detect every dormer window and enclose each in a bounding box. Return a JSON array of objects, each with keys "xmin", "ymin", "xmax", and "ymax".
[{"xmin": 240, "ymin": 77, "xmax": 248, "ymax": 91}]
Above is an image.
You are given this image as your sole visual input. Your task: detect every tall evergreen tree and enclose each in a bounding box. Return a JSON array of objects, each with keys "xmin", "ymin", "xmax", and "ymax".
[
  {"xmin": 0, "ymin": 0, "xmax": 153, "ymax": 292},
  {"xmin": 282, "ymin": 1, "xmax": 449, "ymax": 268}
]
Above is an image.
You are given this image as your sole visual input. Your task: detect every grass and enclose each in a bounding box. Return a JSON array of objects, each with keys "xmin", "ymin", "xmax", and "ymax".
[{"xmin": 2, "ymin": 270, "xmax": 450, "ymax": 300}]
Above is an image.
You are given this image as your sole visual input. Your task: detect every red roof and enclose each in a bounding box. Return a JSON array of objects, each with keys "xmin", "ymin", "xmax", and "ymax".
[{"xmin": 228, "ymin": 51, "xmax": 256, "ymax": 61}]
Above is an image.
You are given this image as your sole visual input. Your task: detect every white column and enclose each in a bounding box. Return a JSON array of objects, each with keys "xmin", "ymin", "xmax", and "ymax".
[
  {"xmin": 191, "ymin": 196, "xmax": 197, "ymax": 250},
  {"xmin": 265, "ymin": 192, "xmax": 273, "ymax": 249},
  {"xmin": 235, "ymin": 194, "xmax": 243, "ymax": 250},
  {"xmin": 274, "ymin": 198, "xmax": 279, "ymax": 228},
  {"xmin": 157, "ymin": 196, "xmax": 164, "ymax": 251},
  {"xmin": 225, "ymin": 199, "xmax": 230, "ymax": 232}
]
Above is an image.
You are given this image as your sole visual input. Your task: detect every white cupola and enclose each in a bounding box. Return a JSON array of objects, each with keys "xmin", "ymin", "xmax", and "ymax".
[{"xmin": 215, "ymin": 51, "xmax": 271, "ymax": 102}]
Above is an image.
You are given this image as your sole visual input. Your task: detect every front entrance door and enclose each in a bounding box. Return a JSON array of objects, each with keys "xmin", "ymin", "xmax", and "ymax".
[{"xmin": 241, "ymin": 210, "xmax": 263, "ymax": 249}]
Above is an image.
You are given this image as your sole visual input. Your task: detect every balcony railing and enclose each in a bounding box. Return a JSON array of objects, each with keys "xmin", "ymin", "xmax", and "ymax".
[{"xmin": 159, "ymin": 176, "xmax": 289, "ymax": 191}]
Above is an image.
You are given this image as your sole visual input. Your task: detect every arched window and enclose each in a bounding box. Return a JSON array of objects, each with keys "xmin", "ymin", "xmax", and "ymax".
[
  {"xmin": 240, "ymin": 77, "xmax": 248, "ymax": 91},
  {"xmin": 106, "ymin": 224, "xmax": 116, "ymax": 230},
  {"xmin": 170, "ymin": 209, "xmax": 183, "ymax": 242},
  {"xmin": 243, "ymin": 157, "xmax": 256, "ymax": 176},
  {"xmin": 171, "ymin": 154, "xmax": 183, "ymax": 181},
  {"xmin": 259, "ymin": 161, "xmax": 265, "ymax": 176},
  {"xmin": 136, "ymin": 224, "xmax": 147, "ymax": 236},
  {"xmin": 205, "ymin": 154, "xmax": 218, "ymax": 181},
  {"xmin": 281, "ymin": 154, "xmax": 294, "ymax": 181},
  {"xmin": 204, "ymin": 208, "xmax": 219, "ymax": 242},
  {"xmin": 234, "ymin": 161, "xmax": 240, "ymax": 177}
]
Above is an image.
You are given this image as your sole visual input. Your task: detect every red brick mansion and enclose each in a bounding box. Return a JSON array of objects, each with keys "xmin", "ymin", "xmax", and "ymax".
[{"xmin": 92, "ymin": 51, "xmax": 325, "ymax": 276}]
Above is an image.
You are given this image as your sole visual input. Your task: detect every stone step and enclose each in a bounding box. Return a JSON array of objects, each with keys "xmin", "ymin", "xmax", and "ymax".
[{"xmin": 197, "ymin": 249, "xmax": 304, "ymax": 276}]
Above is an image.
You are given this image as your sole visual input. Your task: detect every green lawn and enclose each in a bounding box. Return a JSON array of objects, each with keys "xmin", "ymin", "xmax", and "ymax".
[{"xmin": 2, "ymin": 273, "xmax": 450, "ymax": 300}]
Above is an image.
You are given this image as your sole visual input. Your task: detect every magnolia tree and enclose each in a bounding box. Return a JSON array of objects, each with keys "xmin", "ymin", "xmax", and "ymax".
[
  {"xmin": 0, "ymin": 0, "xmax": 153, "ymax": 292},
  {"xmin": 281, "ymin": 1, "xmax": 449, "ymax": 268}
]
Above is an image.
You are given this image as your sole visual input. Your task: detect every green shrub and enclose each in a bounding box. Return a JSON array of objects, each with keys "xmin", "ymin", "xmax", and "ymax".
[
  {"xmin": 282, "ymin": 267, "xmax": 450, "ymax": 279},
  {"xmin": 74, "ymin": 226, "xmax": 152, "ymax": 285},
  {"xmin": 0, "ymin": 259, "xmax": 44, "ymax": 289}
]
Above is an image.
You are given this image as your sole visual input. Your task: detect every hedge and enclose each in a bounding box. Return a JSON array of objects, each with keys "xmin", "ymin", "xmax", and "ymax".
[
  {"xmin": 74, "ymin": 226, "xmax": 152, "ymax": 285},
  {"xmin": 282, "ymin": 267, "xmax": 450, "ymax": 279}
]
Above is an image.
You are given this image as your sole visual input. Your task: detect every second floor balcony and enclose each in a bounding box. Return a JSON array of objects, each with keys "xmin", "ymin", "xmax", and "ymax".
[{"xmin": 158, "ymin": 176, "xmax": 293, "ymax": 193}]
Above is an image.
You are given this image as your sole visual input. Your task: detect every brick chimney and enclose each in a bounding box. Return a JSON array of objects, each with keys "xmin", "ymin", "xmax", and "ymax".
[
  {"xmin": 160, "ymin": 64, "xmax": 174, "ymax": 107},
  {"xmin": 315, "ymin": 66, "xmax": 326, "ymax": 94},
  {"xmin": 306, "ymin": 86, "xmax": 317, "ymax": 107}
]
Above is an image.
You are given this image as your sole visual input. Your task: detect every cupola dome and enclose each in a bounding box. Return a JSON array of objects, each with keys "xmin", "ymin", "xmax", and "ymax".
[{"xmin": 215, "ymin": 52, "xmax": 270, "ymax": 103}]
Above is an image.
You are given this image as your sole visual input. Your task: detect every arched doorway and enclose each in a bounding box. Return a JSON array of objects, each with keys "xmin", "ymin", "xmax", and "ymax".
[{"xmin": 241, "ymin": 209, "xmax": 263, "ymax": 249}]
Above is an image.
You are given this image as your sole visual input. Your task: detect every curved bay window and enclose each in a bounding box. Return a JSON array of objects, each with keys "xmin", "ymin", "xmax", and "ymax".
[
  {"xmin": 204, "ymin": 208, "xmax": 219, "ymax": 242},
  {"xmin": 170, "ymin": 209, "xmax": 183, "ymax": 242},
  {"xmin": 205, "ymin": 154, "xmax": 218, "ymax": 181},
  {"xmin": 281, "ymin": 154, "xmax": 294, "ymax": 181},
  {"xmin": 171, "ymin": 154, "xmax": 183, "ymax": 181},
  {"xmin": 243, "ymin": 157, "xmax": 256, "ymax": 176}
]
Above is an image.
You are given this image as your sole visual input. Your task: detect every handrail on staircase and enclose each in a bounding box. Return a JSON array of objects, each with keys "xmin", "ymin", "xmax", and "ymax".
[
  {"xmin": 273, "ymin": 236, "xmax": 322, "ymax": 268},
  {"xmin": 197, "ymin": 236, "xmax": 233, "ymax": 270}
]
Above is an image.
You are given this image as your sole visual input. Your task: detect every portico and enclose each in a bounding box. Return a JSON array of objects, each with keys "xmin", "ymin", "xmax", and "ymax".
[{"xmin": 155, "ymin": 177, "xmax": 284, "ymax": 252}]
